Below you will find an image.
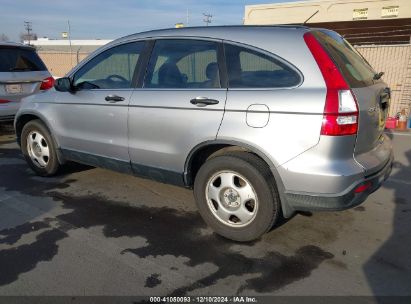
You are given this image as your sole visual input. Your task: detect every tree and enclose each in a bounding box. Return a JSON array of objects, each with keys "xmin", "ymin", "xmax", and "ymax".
[
  {"xmin": 0, "ymin": 33, "xmax": 9, "ymax": 42},
  {"xmin": 19, "ymin": 32, "xmax": 38, "ymax": 43}
]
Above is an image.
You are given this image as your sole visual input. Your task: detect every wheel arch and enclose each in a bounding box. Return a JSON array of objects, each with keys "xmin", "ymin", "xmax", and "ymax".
[{"xmin": 184, "ymin": 140, "xmax": 279, "ymax": 185}]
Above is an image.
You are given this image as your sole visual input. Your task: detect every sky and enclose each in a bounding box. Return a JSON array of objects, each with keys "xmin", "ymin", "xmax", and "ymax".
[{"xmin": 0, "ymin": 0, "xmax": 300, "ymax": 42}]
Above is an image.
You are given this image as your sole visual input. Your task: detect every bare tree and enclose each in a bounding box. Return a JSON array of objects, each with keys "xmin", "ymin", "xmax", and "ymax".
[{"xmin": 0, "ymin": 33, "xmax": 9, "ymax": 42}]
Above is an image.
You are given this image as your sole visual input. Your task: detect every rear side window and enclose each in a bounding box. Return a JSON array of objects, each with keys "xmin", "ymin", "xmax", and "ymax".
[
  {"xmin": 224, "ymin": 44, "xmax": 301, "ymax": 88},
  {"xmin": 0, "ymin": 47, "xmax": 47, "ymax": 72},
  {"xmin": 312, "ymin": 30, "xmax": 376, "ymax": 88}
]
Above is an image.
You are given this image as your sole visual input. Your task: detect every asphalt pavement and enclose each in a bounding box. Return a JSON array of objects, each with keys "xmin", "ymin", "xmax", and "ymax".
[{"xmin": 0, "ymin": 122, "xmax": 410, "ymax": 297}]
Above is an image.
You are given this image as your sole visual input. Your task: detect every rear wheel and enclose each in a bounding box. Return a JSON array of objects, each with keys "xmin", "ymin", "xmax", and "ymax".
[
  {"xmin": 194, "ymin": 152, "xmax": 280, "ymax": 242},
  {"xmin": 21, "ymin": 120, "xmax": 60, "ymax": 176}
]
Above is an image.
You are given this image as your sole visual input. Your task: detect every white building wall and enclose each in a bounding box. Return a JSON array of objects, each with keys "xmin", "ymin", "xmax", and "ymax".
[{"xmin": 245, "ymin": 0, "xmax": 411, "ymax": 25}]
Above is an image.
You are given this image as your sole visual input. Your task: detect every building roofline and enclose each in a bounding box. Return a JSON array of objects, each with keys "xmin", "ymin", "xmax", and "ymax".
[
  {"xmin": 0, "ymin": 41, "xmax": 34, "ymax": 49},
  {"xmin": 25, "ymin": 39, "xmax": 113, "ymax": 46}
]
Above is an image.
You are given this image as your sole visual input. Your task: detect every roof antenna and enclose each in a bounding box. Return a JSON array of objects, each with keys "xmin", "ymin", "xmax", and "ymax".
[{"xmin": 303, "ymin": 10, "xmax": 319, "ymax": 25}]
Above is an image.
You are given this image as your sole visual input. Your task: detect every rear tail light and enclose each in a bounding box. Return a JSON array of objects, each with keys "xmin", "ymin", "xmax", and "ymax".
[
  {"xmin": 40, "ymin": 77, "xmax": 55, "ymax": 91},
  {"xmin": 354, "ymin": 182, "xmax": 372, "ymax": 194},
  {"xmin": 304, "ymin": 32, "xmax": 359, "ymax": 136},
  {"xmin": 0, "ymin": 99, "xmax": 12, "ymax": 104}
]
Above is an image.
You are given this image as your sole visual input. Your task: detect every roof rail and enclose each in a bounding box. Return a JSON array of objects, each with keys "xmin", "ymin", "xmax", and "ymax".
[{"xmin": 117, "ymin": 24, "xmax": 309, "ymax": 42}]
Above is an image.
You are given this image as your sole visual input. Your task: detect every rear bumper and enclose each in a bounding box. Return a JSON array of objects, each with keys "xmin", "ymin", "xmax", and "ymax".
[
  {"xmin": 284, "ymin": 152, "xmax": 393, "ymax": 212},
  {"xmin": 0, "ymin": 102, "xmax": 20, "ymax": 119}
]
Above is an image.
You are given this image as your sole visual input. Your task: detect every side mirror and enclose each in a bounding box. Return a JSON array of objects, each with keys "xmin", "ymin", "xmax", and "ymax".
[{"xmin": 54, "ymin": 77, "xmax": 74, "ymax": 93}]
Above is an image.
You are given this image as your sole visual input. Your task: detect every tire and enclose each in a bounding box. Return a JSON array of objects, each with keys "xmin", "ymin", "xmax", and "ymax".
[
  {"xmin": 194, "ymin": 152, "xmax": 281, "ymax": 242},
  {"xmin": 21, "ymin": 119, "xmax": 60, "ymax": 176}
]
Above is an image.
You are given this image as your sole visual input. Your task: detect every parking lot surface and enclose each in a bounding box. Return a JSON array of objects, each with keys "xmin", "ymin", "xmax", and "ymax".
[{"xmin": 0, "ymin": 123, "xmax": 410, "ymax": 296}]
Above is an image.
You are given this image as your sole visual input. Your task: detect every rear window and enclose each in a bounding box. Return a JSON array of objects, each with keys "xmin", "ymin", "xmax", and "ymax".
[
  {"xmin": 312, "ymin": 30, "xmax": 377, "ymax": 88},
  {"xmin": 0, "ymin": 47, "xmax": 47, "ymax": 72}
]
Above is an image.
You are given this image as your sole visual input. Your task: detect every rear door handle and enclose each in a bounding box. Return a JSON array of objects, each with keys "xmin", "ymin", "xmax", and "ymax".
[
  {"xmin": 190, "ymin": 97, "xmax": 219, "ymax": 107},
  {"xmin": 105, "ymin": 95, "xmax": 125, "ymax": 103}
]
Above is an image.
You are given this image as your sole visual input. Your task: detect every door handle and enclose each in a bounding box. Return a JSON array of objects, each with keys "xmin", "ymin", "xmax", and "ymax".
[
  {"xmin": 105, "ymin": 95, "xmax": 125, "ymax": 103},
  {"xmin": 190, "ymin": 97, "xmax": 219, "ymax": 107}
]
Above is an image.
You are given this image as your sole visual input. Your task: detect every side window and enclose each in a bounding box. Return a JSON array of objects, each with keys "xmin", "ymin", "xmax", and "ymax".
[
  {"xmin": 224, "ymin": 44, "xmax": 301, "ymax": 88},
  {"xmin": 73, "ymin": 42, "xmax": 144, "ymax": 90},
  {"xmin": 144, "ymin": 39, "xmax": 220, "ymax": 89}
]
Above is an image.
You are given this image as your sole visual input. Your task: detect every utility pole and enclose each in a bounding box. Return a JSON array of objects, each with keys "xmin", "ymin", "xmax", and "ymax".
[
  {"xmin": 203, "ymin": 13, "xmax": 212, "ymax": 26},
  {"xmin": 68, "ymin": 20, "xmax": 73, "ymax": 68},
  {"xmin": 24, "ymin": 21, "xmax": 32, "ymax": 45},
  {"xmin": 186, "ymin": 8, "xmax": 190, "ymax": 26}
]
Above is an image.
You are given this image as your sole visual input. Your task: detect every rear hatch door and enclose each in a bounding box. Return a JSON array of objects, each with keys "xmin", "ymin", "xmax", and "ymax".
[
  {"xmin": 313, "ymin": 30, "xmax": 392, "ymax": 175},
  {"xmin": 0, "ymin": 45, "xmax": 50, "ymax": 102}
]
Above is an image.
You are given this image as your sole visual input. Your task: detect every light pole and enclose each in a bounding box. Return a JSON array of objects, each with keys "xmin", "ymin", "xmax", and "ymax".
[{"xmin": 203, "ymin": 13, "xmax": 212, "ymax": 26}]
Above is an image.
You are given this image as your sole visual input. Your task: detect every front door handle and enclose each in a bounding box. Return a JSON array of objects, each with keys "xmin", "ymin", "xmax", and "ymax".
[
  {"xmin": 190, "ymin": 97, "xmax": 219, "ymax": 107},
  {"xmin": 105, "ymin": 95, "xmax": 125, "ymax": 103}
]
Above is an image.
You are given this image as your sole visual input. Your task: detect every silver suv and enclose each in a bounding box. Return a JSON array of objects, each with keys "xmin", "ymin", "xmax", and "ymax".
[
  {"xmin": 1, "ymin": 42, "xmax": 53, "ymax": 122},
  {"xmin": 15, "ymin": 26, "xmax": 393, "ymax": 241}
]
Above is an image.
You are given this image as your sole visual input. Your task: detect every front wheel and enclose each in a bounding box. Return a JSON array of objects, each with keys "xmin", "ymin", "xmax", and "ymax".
[
  {"xmin": 194, "ymin": 152, "xmax": 281, "ymax": 242},
  {"xmin": 21, "ymin": 120, "xmax": 60, "ymax": 176}
]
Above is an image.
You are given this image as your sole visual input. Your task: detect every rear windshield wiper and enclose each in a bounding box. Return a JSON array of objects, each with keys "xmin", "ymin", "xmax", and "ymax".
[{"xmin": 373, "ymin": 72, "xmax": 384, "ymax": 80}]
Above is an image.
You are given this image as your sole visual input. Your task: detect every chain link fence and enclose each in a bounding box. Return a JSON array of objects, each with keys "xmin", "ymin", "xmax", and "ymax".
[
  {"xmin": 356, "ymin": 44, "xmax": 411, "ymax": 117},
  {"xmin": 38, "ymin": 51, "xmax": 90, "ymax": 77}
]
